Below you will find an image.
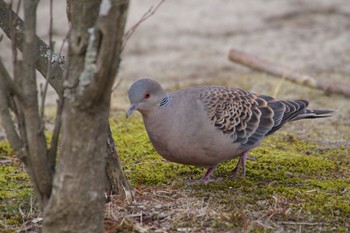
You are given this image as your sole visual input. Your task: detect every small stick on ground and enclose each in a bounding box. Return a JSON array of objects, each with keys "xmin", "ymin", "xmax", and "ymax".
[
  {"xmin": 228, "ymin": 49, "xmax": 350, "ymax": 98},
  {"xmin": 278, "ymin": 221, "xmax": 329, "ymax": 226}
]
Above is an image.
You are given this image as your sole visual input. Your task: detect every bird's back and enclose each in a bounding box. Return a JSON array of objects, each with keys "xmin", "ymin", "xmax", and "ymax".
[{"xmin": 198, "ymin": 86, "xmax": 332, "ymax": 148}]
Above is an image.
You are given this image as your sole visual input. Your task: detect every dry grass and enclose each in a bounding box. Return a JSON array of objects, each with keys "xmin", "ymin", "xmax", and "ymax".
[{"xmin": 103, "ymin": 186, "xmax": 336, "ymax": 233}]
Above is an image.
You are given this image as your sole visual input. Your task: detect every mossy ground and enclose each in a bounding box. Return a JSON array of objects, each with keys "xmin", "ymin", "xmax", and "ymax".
[
  {"xmin": 0, "ymin": 141, "xmax": 38, "ymax": 232},
  {"xmin": 108, "ymin": 116, "xmax": 350, "ymax": 232},
  {"xmin": 0, "ymin": 116, "xmax": 349, "ymax": 232}
]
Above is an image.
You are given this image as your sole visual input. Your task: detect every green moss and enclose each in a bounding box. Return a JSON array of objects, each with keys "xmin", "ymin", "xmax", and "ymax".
[
  {"xmin": 110, "ymin": 116, "xmax": 350, "ymax": 230},
  {"xmin": 0, "ymin": 140, "xmax": 13, "ymax": 156},
  {"xmin": 1, "ymin": 115, "xmax": 349, "ymax": 231},
  {"xmin": 0, "ymin": 142, "xmax": 36, "ymax": 230}
]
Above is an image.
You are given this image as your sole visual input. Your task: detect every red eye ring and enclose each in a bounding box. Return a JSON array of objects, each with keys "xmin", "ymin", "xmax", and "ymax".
[{"xmin": 144, "ymin": 91, "xmax": 151, "ymax": 99}]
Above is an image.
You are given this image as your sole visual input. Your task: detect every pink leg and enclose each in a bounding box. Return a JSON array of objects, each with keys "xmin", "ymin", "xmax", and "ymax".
[
  {"xmin": 188, "ymin": 165, "xmax": 221, "ymax": 184},
  {"xmin": 231, "ymin": 150, "xmax": 249, "ymax": 178}
]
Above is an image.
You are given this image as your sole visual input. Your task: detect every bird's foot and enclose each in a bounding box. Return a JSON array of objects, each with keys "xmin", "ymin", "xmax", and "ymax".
[
  {"xmin": 187, "ymin": 165, "xmax": 220, "ymax": 184},
  {"xmin": 231, "ymin": 150, "xmax": 249, "ymax": 179}
]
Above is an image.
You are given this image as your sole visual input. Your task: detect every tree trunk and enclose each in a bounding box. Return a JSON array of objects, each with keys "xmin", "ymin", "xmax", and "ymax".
[
  {"xmin": 43, "ymin": 104, "xmax": 109, "ymax": 232},
  {"xmin": 42, "ymin": 1, "xmax": 129, "ymax": 232}
]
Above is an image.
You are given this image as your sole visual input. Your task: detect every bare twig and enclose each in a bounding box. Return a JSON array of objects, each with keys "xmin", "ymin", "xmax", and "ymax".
[
  {"xmin": 0, "ymin": 59, "xmax": 23, "ymax": 99},
  {"xmin": 21, "ymin": 0, "xmax": 52, "ymax": 206},
  {"xmin": 122, "ymin": 0, "xmax": 165, "ymax": 50},
  {"xmin": 47, "ymin": 98, "xmax": 63, "ymax": 173},
  {"xmin": 0, "ymin": 59, "xmax": 24, "ymax": 158},
  {"xmin": 9, "ymin": 0, "xmax": 21, "ymax": 65},
  {"xmin": 112, "ymin": 77, "xmax": 123, "ymax": 92},
  {"xmin": 45, "ymin": 15, "xmax": 68, "ymax": 174},
  {"xmin": 278, "ymin": 221, "xmax": 329, "ymax": 226},
  {"xmin": 228, "ymin": 49, "xmax": 350, "ymax": 97},
  {"xmin": 40, "ymin": 0, "xmax": 54, "ymax": 118}
]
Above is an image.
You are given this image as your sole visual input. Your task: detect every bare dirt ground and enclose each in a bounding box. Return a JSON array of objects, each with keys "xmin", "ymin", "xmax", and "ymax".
[
  {"xmin": 1, "ymin": 0, "xmax": 350, "ymax": 143},
  {"xmin": 1, "ymin": 0, "xmax": 350, "ymax": 232}
]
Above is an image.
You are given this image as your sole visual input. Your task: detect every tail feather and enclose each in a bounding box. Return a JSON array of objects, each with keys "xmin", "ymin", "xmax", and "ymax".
[
  {"xmin": 264, "ymin": 98, "xmax": 333, "ymax": 136},
  {"xmin": 291, "ymin": 109, "xmax": 334, "ymax": 121}
]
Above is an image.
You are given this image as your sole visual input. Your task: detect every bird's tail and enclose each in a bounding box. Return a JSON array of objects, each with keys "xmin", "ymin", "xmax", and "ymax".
[
  {"xmin": 290, "ymin": 109, "xmax": 334, "ymax": 121},
  {"xmin": 263, "ymin": 98, "xmax": 334, "ymax": 136}
]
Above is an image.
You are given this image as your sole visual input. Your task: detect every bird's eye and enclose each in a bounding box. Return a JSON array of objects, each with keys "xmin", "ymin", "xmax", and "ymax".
[{"xmin": 144, "ymin": 91, "xmax": 151, "ymax": 99}]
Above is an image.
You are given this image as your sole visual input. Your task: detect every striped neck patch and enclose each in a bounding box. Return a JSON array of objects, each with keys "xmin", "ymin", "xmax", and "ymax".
[{"xmin": 159, "ymin": 95, "xmax": 172, "ymax": 108}]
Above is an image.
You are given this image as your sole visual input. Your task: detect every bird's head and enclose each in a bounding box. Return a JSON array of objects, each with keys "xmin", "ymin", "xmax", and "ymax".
[{"xmin": 126, "ymin": 79, "xmax": 166, "ymax": 118}]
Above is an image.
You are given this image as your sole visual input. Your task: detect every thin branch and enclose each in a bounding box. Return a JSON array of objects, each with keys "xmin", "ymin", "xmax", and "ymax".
[
  {"xmin": 122, "ymin": 0, "xmax": 165, "ymax": 50},
  {"xmin": 0, "ymin": 95, "xmax": 24, "ymax": 155},
  {"xmin": 112, "ymin": 77, "xmax": 123, "ymax": 92},
  {"xmin": 278, "ymin": 221, "xmax": 329, "ymax": 226},
  {"xmin": 21, "ymin": 0, "xmax": 52, "ymax": 206},
  {"xmin": 0, "ymin": 0, "xmax": 64, "ymax": 96},
  {"xmin": 0, "ymin": 59, "xmax": 24, "ymax": 100},
  {"xmin": 0, "ymin": 59, "xmax": 24, "ymax": 159},
  {"xmin": 9, "ymin": 0, "xmax": 21, "ymax": 65},
  {"xmin": 47, "ymin": 98, "xmax": 63, "ymax": 173},
  {"xmin": 228, "ymin": 49, "xmax": 350, "ymax": 97},
  {"xmin": 0, "ymin": 59, "xmax": 26, "ymax": 155},
  {"xmin": 40, "ymin": 0, "xmax": 54, "ymax": 118}
]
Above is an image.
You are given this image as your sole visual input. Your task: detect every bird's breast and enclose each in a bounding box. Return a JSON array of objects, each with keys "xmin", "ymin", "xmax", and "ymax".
[{"xmin": 142, "ymin": 103, "xmax": 243, "ymax": 167}]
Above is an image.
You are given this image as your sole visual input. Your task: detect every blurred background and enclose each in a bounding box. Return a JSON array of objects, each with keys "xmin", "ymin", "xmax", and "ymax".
[{"xmin": 0, "ymin": 0, "xmax": 349, "ymax": 146}]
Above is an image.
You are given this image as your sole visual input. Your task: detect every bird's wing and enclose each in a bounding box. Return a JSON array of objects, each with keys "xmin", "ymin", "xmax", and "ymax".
[
  {"xmin": 263, "ymin": 98, "xmax": 309, "ymax": 136},
  {"xmin": 199, "ymin": 87, "xmax": 308, "ymax": 149}
]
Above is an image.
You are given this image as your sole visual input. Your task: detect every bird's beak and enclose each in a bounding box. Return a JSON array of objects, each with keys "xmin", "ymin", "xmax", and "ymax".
[{"xmin": 126, "ymin": 103, "xmax": 139, "ymax": 118}]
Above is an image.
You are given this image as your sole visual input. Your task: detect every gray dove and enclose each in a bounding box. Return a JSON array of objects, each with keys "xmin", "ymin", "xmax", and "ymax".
[{"xmin": 126, "ymin": 79, "xmax": 332, "ymax": 183}]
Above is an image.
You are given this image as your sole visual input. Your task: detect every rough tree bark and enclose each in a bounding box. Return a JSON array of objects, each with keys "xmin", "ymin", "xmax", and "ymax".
[
  {"xmin": 0, "ymin": 0, "xmax": 130, "ymax": 232},
  {"xmin": 42, "ymin": 1, "xmax": 130, "ymax": 232}
]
